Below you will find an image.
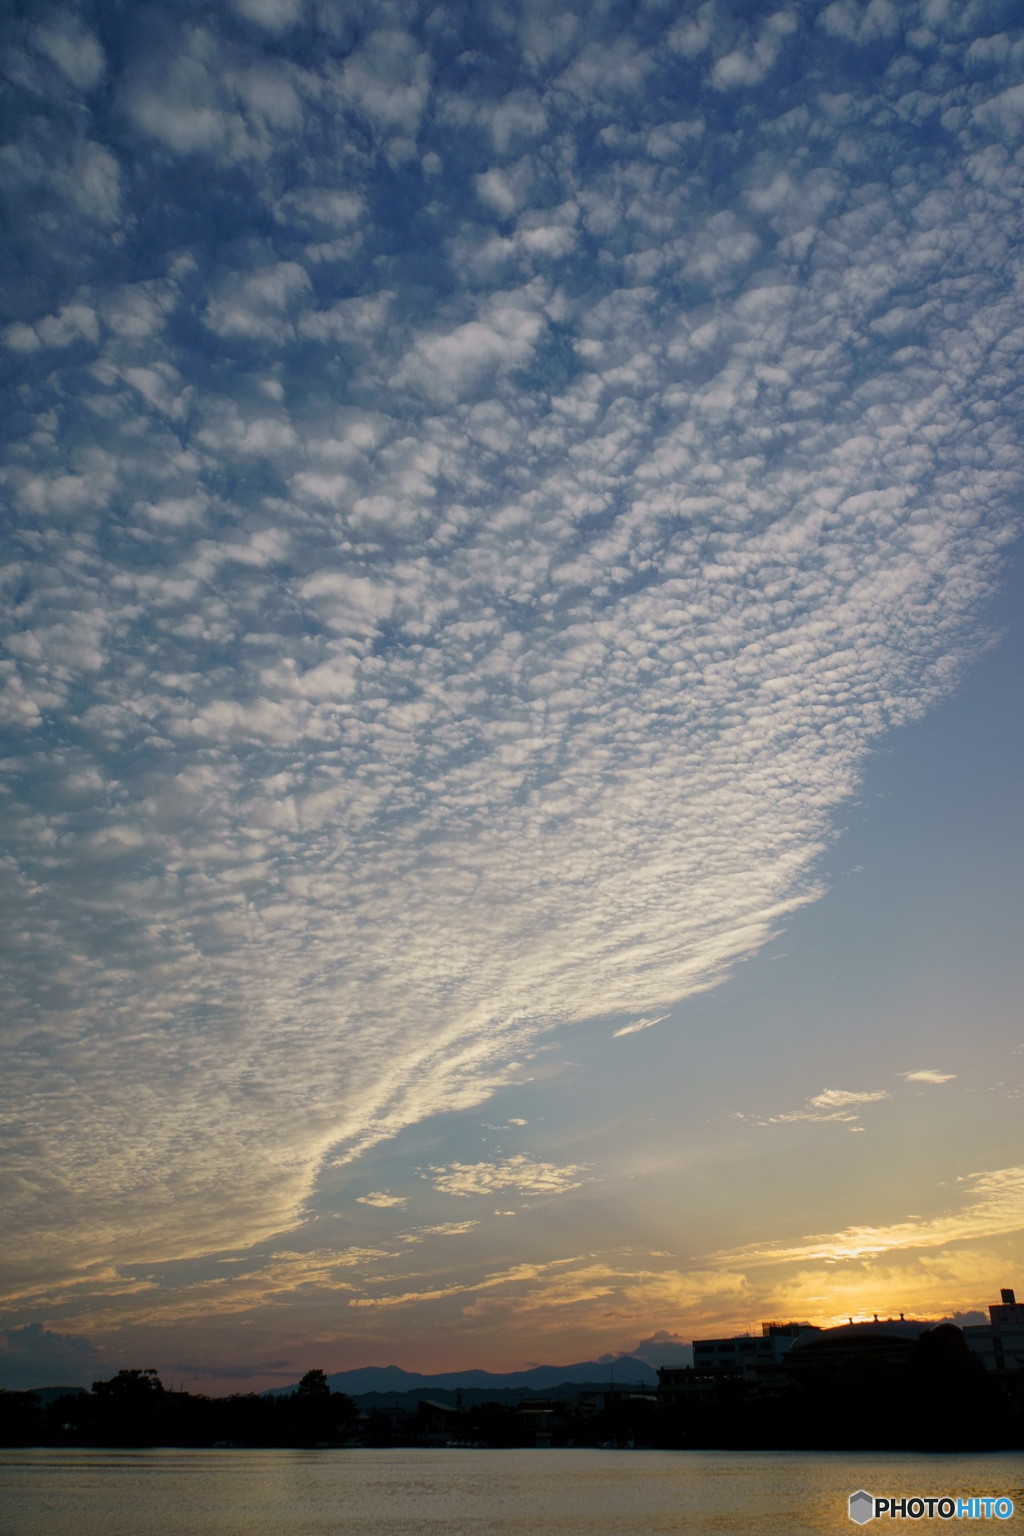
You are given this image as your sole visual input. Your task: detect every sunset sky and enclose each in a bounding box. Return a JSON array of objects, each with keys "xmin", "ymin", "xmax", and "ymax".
[{"xmin": 2, "ymin": 0, "xmax": 1023, "ymax": 1397}]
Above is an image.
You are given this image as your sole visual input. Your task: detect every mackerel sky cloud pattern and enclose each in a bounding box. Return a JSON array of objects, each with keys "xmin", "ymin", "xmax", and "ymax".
[{"xmin": 2, "ymin": 0, "xmax": 1023, "ymax": 1330}]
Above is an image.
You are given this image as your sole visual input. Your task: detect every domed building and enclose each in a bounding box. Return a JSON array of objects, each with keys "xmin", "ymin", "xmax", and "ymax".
[{"xmin": 785, "ymin": 1316, "xmax": 938, "ymax": 1378}]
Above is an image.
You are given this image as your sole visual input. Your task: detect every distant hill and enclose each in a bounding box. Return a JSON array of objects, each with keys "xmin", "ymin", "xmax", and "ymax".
[
  {"xmin": 342, "ymin": 1381, "xmax": 661, "ymax": 1413},
  {"xmin": 272, "ymin": 1358, "xmax": 659, "ymax": 1397}
]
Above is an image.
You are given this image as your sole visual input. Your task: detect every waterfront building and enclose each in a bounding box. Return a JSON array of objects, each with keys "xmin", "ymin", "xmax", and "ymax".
[
  {"xmin": 963, "ymin": 1288, "xmax": 1024, "ymax": 1378},
  {"xmin": 783, "ymin": 1316, "xmax": 936, "ymax": 1379},
  {"xmin": 657, "ymin": 1321, "xmax": 819, "ymax": 1409}
]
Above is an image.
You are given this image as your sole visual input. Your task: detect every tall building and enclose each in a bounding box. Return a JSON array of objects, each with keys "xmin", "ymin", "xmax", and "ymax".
[{"xmin": 964, "ymin": 1287, "xmax": 1024, "ymax": 1376}]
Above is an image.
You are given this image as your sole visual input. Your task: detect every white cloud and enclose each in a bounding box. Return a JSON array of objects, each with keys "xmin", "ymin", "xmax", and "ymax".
[
  {"xmin": 972, "ymin": 83, "xmax": 1024, "ymax": 138},
  {"xmin": 556, "ymin": 38, "xmax": 655, "ymax": 104},
  {"xmin": 475, "ymin": 167, "xmax": 526, "ymax": 218},
  {"xmin": 820, "ymin": 0, "xmax": 901, "ymax": 44},
  {"xmin": 228, "ymin": 0, "xmax": 303, "ymax": 33},
  {"xmin": 400, "ymin": 1221, "xmax": 477, "ymax": 1241},
  {"xmin": 340, "ymin": 30, "xmax": 430, "ymax": 137},
  {"xmin": 395, "ymin": 298, "xmax": 545, "ymax": 401},
  {"xmin": 613, "ymin": 1015, "xmax": 669, "ymax": 1038},
  {"xmin": 748, "ymin": 1087, "xmax": 891, "ymax": 1126},
  {"xmin": 667, "ymin": 4, "xmax": 715, "ymax": 60},
  {"xmin": 712, "ymin": 11, "xmax": 797, "ymax": 90},
  {"xmin": 203, "ymin": 260, "xmax": 311, "ymax": 342},
  {"xmin": 275, "ymin": 188, "xmax": 363, "ymax": 233},
  {"xmin": 122, "ymin": 25, "xmax": 309, "ymax": 161},
  {"xmin": 124, "ymin": 31, "xmax": 238, "ymax": 155},
  {"xmin": 646, "ymin": 119, "xmax": 705, "ymax": 161},
  {"xmin": 32, "ymin": 15, "xmax": 106, "ymax": 91},
  {"xmin": 902, "ymin": 1069, "xmax": 957, "ymax": 1084},
  {"xmin": 426, "ymin": 1156, "xmax": 591, "ymax": 1199},
  {"xmin": 483, "ymin": 91, "xmax": 548, "ymax": 155},
  {"xmin": 808, "ymin": 1089, "xmax": 890, "ymax": 1109}
]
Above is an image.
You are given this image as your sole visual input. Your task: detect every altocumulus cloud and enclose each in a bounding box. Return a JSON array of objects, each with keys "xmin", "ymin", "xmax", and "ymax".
[
  {"xmin": 1, "ymin": 1, "xmax": 1023, "ymax": 1305},
  {"xmin": 425, "ymin": 1155, "xmax": 591, "ymax": 1199}
]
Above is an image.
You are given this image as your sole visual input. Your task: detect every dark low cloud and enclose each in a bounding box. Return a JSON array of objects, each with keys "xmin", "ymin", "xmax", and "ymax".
[
  {"xmin": 629, "ymin": 1332, "xmax": 695, "ymax": 1369},
  {"xmin": 0, "ymin": 1323, "xmax": 104, "ymax": 1391}
]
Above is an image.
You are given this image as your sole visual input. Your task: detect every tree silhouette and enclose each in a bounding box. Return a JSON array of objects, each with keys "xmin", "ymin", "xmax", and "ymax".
[
  {"xmin": 92, "ymin": 1368, "xmax": 165, "ymax": 1399},
  {"xmin": 295, "ymin": 1369, "xmax": 330, "ymax": 1399},
  {"xmin": 89, "ymin": 1369, "xmax": 167, "ymax": 1445},
  {"xmin": 284, "ymin": 1369, "xmax": 356, "ymax": 1445}
]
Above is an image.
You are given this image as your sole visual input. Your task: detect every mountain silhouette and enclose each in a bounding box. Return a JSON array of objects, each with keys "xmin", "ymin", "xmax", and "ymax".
[{"xmin": 272, "ymin": 1357, "xmax": 659, "ymax": 1396}]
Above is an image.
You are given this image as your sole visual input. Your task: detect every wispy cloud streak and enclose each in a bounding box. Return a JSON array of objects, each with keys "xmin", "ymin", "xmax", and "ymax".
[
  {"xmin": 742, "ymin": 1086, "xmax": 891, "ymax": 1126},
  {"xmin": 712, "ymin": 1167, "xmax": 1024, "ymax": 1267}
]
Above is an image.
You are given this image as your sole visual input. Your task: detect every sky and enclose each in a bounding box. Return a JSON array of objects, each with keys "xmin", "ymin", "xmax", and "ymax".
[{"xmin": 1, "ymin": 0, "xmax": 1023, "ymax": 1397}]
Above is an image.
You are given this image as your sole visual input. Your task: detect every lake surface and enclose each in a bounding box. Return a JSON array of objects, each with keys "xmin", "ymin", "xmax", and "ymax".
[{"xmin": 1, "ymin": 1447, "xmax": 1021, "ymax": 1535}]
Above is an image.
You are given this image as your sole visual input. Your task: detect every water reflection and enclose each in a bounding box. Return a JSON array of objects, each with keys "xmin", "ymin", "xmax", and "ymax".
[{"xmin": 1, "ymin": 1447, "xmax": 1021, "ymax": 1536}]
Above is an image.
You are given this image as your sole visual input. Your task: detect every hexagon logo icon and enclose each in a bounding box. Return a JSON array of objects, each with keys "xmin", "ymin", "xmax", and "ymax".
[{"xmin": 849, "ymin": 1490, "xmax": 875, "ymax": 1524}]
